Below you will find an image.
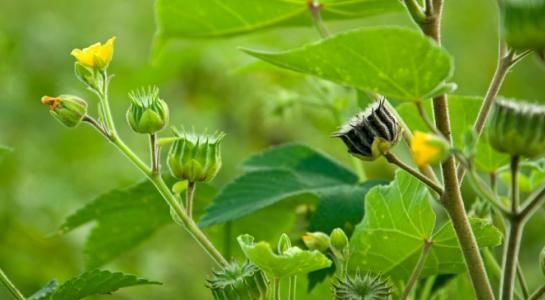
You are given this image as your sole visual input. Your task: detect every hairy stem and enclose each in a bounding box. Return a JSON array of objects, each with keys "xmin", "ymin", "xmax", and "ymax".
[
  {"xmin": 384, "ymin": 153, "xmax": 444, "ymax": 194},
  {"xmin": 288, "ymin": 276, "xmax": 297, "ymax": 300},
  {"xmin": 401, "ymin": 239, "xmax": 432, "ymax": 300},
  {"xmin": 186, "ymin": 181, "xmax": 196, "ymax": 220},
  {"xmin": 0, "ymin": 268, "xmax": 25, "ymax": 300},
  {"xmin": 414, "ymin": 0, "xmax": 495, "ymax": 298},
  {"xmin": 415, "ymin": 101, "xmax": 442, "ymax": 137},
  {"xmin": 519, "ymin": 183, "xmax": 545, "ymax": 221}
]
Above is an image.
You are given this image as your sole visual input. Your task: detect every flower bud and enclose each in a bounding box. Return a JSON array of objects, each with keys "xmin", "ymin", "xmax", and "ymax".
[
  {"xmin": 502, "ymin": 0, "xmax": 545, "ymax": 51},
  {"xmin": 335, "ymin": 99, "xmax": 401, "ymax": 161},
  {"xmin": 126, "ymin": 86, "xmax": 169, "ymax": 134},
  {"xmin": 277, "ymin": 233, "xmax": 291, "ymax": 255},
  {"xmin": 333, "ymin": 271, "xmax": 391, "ymax": 300},
  {"xmin": 41, "ymin": 95, "xmax": 87, "ymax": 128},
  {"xmin": 302, "ymin": 232, "xmax": 330, "ymax": 252},
  {"xmin": 540, "ymin": 246, "xmax": 545, "ymax": 276},
  {"xmin": 206, "ymin": 260, "xmax": 268, "ymax": 300},
  {"xmin": 410, "ymin": 131, "xmax": 450, "ymax": 167},
  {"xmin": 330, "ymin": 228, "xmax": 349, "ymax": 254},
  {"xmin": 167, "ymin": 129, "xmax": 225, "ymax": 183},
  {"xmin": 488, "ymin": 98, "xmax": 545, "ymax": 158}
]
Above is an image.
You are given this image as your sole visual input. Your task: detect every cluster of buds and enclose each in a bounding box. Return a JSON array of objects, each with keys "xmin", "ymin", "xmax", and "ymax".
[
  {"xmin": 334, "ymin": 99, "xmax": 402, "ymax": 161},
  {"xmin": 126, "ymin": 86, "xmax": 169, "ymax": 134},
  {"xmin": 488, "ymin": 98, "xmax": 545, "ymax": 158},
  {"xmin": 302, "ymin": 228, "xmax": 350, "ymax": 262},
  {"xmin": 167, "ymin": 129, "xmax": 225, "ymax": 183}
]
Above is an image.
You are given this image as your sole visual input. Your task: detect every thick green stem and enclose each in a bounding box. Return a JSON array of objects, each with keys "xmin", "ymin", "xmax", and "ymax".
[
  {"xmin": 401, "ymin": 239, "xmax": 432, "ymax": 300},
  {"xmin": 0, "ymin": 268, "xmax": 25, "ymax": 300},
  {"xmin": 186, "ymin": 181, "xmax": 196, "ymax": 220},
  {"xmin": 288, "ymin": 276, "xmax": 297, "ymax": 300},
  {"xmin": 149, "ymin": 133, "xmax": 159, "ymax": 175}
]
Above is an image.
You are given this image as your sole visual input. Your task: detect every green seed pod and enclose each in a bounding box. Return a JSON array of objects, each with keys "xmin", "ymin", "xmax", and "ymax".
[
  {"xmin": 333, "ymin": 271, "xmax": 391, "ymax": 300},
  {"xmin": 335, "ymin": 99, "xmax": 401, "ymax": 161},
  {"xmin": 167, "ymin": 129, "xmax": 225, "ymax": 183},
  {"xmin": 488, "ymin": 98, "xmax": 545, "ymax": 158},
  {"xmin": 302, "ymin": 232, "xmax": 330, "ymax": 253},
  {"xmin": 330, "ymin": 228, "xmax": 349, "ymax": 256},
  {"xmin": 502, "ymin": 0, "xmax": 545, "ymax": 51},
  {"xmin": 41, "ymin": 95, "xmax": 87, "ymax": 128},
  {"xmin": 206, "ymin": 260, "xmax": 268, "ymax": 300},
  {"xmin": 126, "ymin": 86, "xmax": 169, "ymax": 134}
]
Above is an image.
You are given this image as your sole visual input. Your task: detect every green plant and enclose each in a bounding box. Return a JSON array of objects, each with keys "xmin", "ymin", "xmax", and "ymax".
[{"xmin": 2, "ymin": 0, "xmax": 545, "ymax": 299}]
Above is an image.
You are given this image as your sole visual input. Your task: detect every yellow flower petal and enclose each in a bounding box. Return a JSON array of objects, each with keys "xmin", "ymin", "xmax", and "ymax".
[
  {"xmin": 70, "ymin": 37, "xmax": 116, "ymax": 69},
  {"xmin": 411, "ymin": 131, "xmax": 441, "ymax": 167}
]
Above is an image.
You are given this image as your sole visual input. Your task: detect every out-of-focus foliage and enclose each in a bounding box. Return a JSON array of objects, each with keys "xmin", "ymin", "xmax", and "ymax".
[{"xmin": 1, "ymin": 0, "xmax": 545, "ymax": 299}]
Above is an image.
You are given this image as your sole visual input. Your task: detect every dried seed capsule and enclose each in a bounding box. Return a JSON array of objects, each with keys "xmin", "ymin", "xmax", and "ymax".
[
  {"xmin": 335, "ymin": 99, "xmax": 401, "ymax": 161},
  {"xmin": 333, "ymin": 271, "xmax": 391, "ymax": 300},
  {"xmin": 41, "ymin": 95, "xmax": 88, "ymax": 128},
  {"xmin": 488, "ymin": 98, "xmax": 545, "ymax": 158},
  {"xmin": 206, "ymin": 260, "xmax": 268, "ymax": 300}
]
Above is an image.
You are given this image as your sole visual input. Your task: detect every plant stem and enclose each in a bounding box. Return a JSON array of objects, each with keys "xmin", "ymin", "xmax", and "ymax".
[
  {"xmin": 307, "ymin": 0, "xmax": 329, "ymax": 38},
  {"xmin": 0, "ymin": 268, "xmax": 25, "ymax": 300},
  {"xmin": 401, "ymin": 239, "xmax": 432, "ymax": 300},
  {"xmin": 516, "ymin": 263, "xmax": 529, "ymax": 299},
  {"xmin": 288, "ymin": 276, "xmax": 297, "ymax": 300},
  {"xmin": 529, "ymin": 284, "xmax": 545, "ymax": 300},
  {"xmin": 500, "ymin": 156, "xmax": 523, "ymax": 300},
  {"xmin": 351, "ymin": 156, "xmax": 366, "ymax": 181},
  {"xmin": 519, "ymin": 183, "xmax": 545, "ymax": 221},
  {"xmin": 415, "ymin": 101, "xmax": 442, "ymax": 137},
  {"xmin": 149, "ymin": 134, "xmax": 159, "ymax": 175},
  {"xmin": 273, "ymin": 278, "xmax": 281, "ymax": 300},
  {"xmin": 384, "ymin": 153, "xmax": 444, "ymax": 195},
  {"xmin": 186, "ymin": 181, "xmax": 196, "ymax": 219},
  {"xmin": 412, "ymin": 0, "xmax": 495, "ymax": 298}
]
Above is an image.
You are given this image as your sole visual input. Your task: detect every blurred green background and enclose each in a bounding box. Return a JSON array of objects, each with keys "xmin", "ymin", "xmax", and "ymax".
[{"xmin": 1, "ymin": 0, "xmax": 544, "ymax": 299}]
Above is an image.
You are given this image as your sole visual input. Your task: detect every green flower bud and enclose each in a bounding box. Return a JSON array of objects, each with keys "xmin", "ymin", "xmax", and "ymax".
[
  {"xmin": 126, "ymin": 86, "xmax": 169, "ymax": 134},
  {"xmin": 335, "ymin": 99, "xmax": 401, "ymax": 161},
  {"xmin": 330, "ymin": 228, "xmax": 349, "ymax": 255},
  {"xmin": 488, "ymin": 98, "xmax": 545, "ymax": 158},
  {"xmin": 41, "ymin": 95, "xmax": 87, "ymax": 128},
  {"xmin": 277, "ymin": 233, "xmax": 291, "ymax": 255},
  {"xmin": 206, "ymin": 260, "xmax": 268, "ymax": 300},
  {"xmin": 74, "ymin": 62, "xmax": 100, "ymax": 91},
  {"xmin": 167, "ymin": 129, "xmax": 225, "ymax": 183},
  {"xmin": 333, "ymin": 271, "xmax": 391, "ymax": 300},
  {"xmin": 502, "ymin": 0, "xmax": 545, "ymax": 51},
  {"xmin": 541, "ymin": 246, "xmax": 545, "ymax": 276},
  {"xmin": 302, "ymin": 232, "xmax": 330, "ymax": 253}
]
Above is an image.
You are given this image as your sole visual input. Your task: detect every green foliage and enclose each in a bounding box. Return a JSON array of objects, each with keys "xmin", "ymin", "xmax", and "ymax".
[
  {"xmin": 45, "ymin": 270, "xmax": 160, "ymax": 300},
  {"xmin": 237, "ymin": 234, "xmax": 331, "ymax": 278},
  {"xmin": 350, "ymin": 170, "xmax": 503, "ymax": 279},
  {"xmin": 155, "ymin": 0, "xmax": 402, "ymax": 39},
  {"xmin": 199, "ymin": 144, "xmax": 382, "ymax": 234},
  {"xmin": 397, "ymin": 96, "xmax": 509, "ymax": 172},
  {"xmin": 28, "ymin": 280, "xmax": 58, "ymax": 300},
  {"xmin": 242, "ymin": 27, "xmax": 454, "ymax": 102}
]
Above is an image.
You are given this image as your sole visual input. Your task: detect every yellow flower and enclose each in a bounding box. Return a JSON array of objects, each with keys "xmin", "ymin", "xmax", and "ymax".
[
  {"xmin": 70, "ymin": 36, "xmax": 116, "ymax": 69},
  {"xmin": 410, "ymin": 131, "xmax": 448, "ymax": 167}
]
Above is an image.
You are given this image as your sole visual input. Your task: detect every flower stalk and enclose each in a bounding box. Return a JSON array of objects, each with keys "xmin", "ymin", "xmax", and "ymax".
[{"xmin": 0, "ymin": 267, "xmax": 25, "ymax": 300}]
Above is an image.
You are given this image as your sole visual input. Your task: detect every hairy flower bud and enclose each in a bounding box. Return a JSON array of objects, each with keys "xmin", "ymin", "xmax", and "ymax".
[
  {"xmin": 335, "ymin": 99, "xmax": 401, "ymax": 161},
  {"xmin": 126, "ymin": 86, "xmax": 169, "ymax": 134},
  {"xmin": 206, "ymin": 260, "xmax": 268, "ymax": 300},
  {"xmin": 41, "ymin": 95, "xmax": 87, "ymax": 128},
  {"xmin": 302, "ymin": 232, "xmax": 330, "ymax": 252},
  {"xmin": 488, "ymin": 98, "xmax": 545, "ymax": 158},
  {"xmin": 167, "ymin": 129, "xmax": 225, "ymax": 183},
  {"xmin": 502, "ymin": 0, "xmax": 545, "ymax": 51},
  {"xmin": 330, "ymin": 228, "xmax": 349, "ymax": 256},
  {"xmin": 410, "ymin": 131, "xmax": 450, "ymax": 167},
  {"xmin": 333, "ymin": 271, "xmax": 391, "ymax": 300}
]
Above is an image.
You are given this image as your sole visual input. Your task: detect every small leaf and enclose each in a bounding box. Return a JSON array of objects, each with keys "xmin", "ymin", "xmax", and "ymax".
[
  {"xmin": 156, "ymin": 0, "xmax": 403, "ymax": 39},
  {"xmin": 237, "ymin": 234, "xmax": 331, "ymax": 278},
  {"xmin": 50, "ymin": 270, "xmax": 160, "ymax": 300},
  {"xmin": 27, "ymin": 280, "xmax": 58, "ymax": 300},
  {"xmin": 350, "ymin": 170, "xmax": 502, "ymax": 279},
  {"xmin": 242, "ymin": 27, "xmax": 454, "ymax": 102}
]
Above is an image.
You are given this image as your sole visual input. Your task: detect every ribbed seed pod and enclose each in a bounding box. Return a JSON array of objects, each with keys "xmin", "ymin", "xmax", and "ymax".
[
  {"xmin": 206, "ymin": 260, "xmax": 268, "ymax": 300},
  {"xmin": 335, "ymin": 99, "xmax": 401, "ymax": 161},
  {"xmin": 333, "ymin": 271, "xmax": 391, "ymax": 300},
  {"xmin": 126, "ymin": 86, "xmax": 169, "ymax": 134},
  {"xmin": 488, "ymin": 98, "xmax": 545, "ymax": 158}
]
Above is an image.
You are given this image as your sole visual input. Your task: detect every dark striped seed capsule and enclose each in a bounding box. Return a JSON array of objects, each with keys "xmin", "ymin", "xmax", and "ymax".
[
  {"xmin": 334, "ymin": 99, "xmax": 402, "ymax": 161},
  {"xmin": 488, "ymin": 98, "xmax": 545, "ymax": 158}
]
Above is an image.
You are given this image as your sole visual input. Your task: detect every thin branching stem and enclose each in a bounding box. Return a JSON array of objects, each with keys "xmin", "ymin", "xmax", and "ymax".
[
  {"xmin": 0, "ymin": 268, "xmax": 25, "ymax": 300},
  {"xmin": 149, "ymin": 133, "xmax": 159, "ymax": 175},
  {"xmin": 401, "ymin": 239, "xmax": 432, "ymax": 300},
  {"xmin": 288, "ymin": 276, "xmax": 297, "ymax": 300},
  {"xmin": 384, "ymin": 153, "xmax": 444, "ymax": 195},
  {"xmin": 516, "ymin": 263, "xmax": 529, "ymax": 299},
  {"xmin": 529, "ymin": 283, "xmax": 545, "ymax": 300},
  {"xmin": 273, "ymin": 278, "xmax": 281, "ymax": 300}
]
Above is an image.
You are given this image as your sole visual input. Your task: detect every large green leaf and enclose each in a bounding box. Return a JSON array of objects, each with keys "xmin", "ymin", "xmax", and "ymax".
[
  {"xmin": 238, "ymin": 234, "xmax": 331, "ymax": 278},
  {"xmin": 156, "ymin": 0, "xmax": 403, "ymax": 39},
  {"xmin": 50, "ymin": 270, "xmax": 160, "ymax": 300},
  {"xmin": 242, "ymin": 27, "xmax": 454, "ymax": 102},
  {"xmin": 397, "ymin": 95, "xmax": 509, "ymax": 172},
  {"xmin": 199, "ymin": 144, "xmax": 382, "ymax": 229},
  {"xmin": 350, "ymin": 170, "xmax": 502, "ymax": 280}
]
